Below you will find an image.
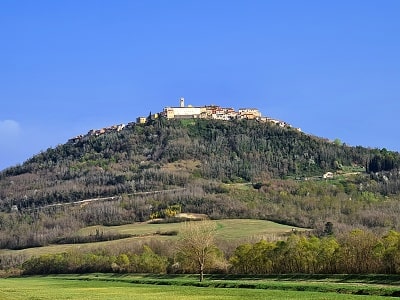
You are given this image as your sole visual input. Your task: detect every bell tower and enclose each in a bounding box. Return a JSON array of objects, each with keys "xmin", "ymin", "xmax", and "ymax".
[{"xmin": 180, "ymin": 97, "xmax": 185, "ymax": 107}]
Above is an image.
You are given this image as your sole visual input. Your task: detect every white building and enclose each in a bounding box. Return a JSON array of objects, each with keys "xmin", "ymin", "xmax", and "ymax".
[
  {"xmin": 238, "ymin": 108, "xmax": 261, "ymax": 119},
  {"xmin": 163, "ymin": 98, "xmax": 203, "ymax": 119}
]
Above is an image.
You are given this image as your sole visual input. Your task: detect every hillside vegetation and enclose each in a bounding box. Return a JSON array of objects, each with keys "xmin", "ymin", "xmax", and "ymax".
[
  {"xmin": 0, "ymin": 118, "xmax": 385, "ymax": 207},
  {"xmin": 1, "ymin": 118, "xmax": 400, "ymax": 251}
]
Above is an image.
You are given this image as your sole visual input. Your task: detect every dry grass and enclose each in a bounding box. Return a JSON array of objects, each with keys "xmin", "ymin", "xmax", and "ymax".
[{"xmin": 161, "ymin": 159, "xmax": 201, "ymax": 173}]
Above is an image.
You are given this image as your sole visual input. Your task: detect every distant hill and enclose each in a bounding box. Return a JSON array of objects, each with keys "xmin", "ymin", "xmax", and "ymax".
[
  {"xmin": 1, "ymin": 118, "xmax": 400, "ymax": 250},
  {"xmin": 0, "ymin": 118, "xmax": 379, "ymax": 208}
]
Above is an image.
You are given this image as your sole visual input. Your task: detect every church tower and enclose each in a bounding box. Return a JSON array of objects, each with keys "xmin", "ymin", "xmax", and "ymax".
[{"xmin": 180, "ymin": 97, "xmax": 185, "ymax": 107}]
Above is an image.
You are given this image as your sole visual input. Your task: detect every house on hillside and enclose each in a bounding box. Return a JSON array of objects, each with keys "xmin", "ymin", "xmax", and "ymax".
[
  {"xmin": 238, "ymin": 108, "xmax": 261, "ymax": 119},
  {"xmin": 323, "ymin": 172, "xmax": 334, "ymax": 179},
  {"xmin": 136, "ymin": 117, "xmax": 147, "ymax": 124}
]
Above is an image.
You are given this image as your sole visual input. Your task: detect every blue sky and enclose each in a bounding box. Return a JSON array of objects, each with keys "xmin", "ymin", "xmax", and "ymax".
[{"xmin": 1, "ymin": 1, "xmax": 400, "ymax": 170}]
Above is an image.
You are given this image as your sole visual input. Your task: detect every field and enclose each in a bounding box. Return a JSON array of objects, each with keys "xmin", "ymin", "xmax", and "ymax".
[
  {"xmin": 0, "ymin": 219, "xmax": 307, "ymax": 257},
  {"xmin": 78, "ymin": 218, "xmax": 303, "ymax": 240},
  {"xmin": 1, "ymin": 274, "xmax": 400, "ymax": 300}
]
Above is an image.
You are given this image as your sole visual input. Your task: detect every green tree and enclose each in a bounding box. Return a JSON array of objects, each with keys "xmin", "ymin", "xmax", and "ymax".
[
  {"xmin": 229, "ymin": 243, "xmax": 253, "ymax": 273},
  {"xmin": 114, "ymin": 253, "xmax": 130, "ymax": 272},
  {"xmin": 323, "ymin": 222, "xmax": 334, "ymax": 236},
  {"xmin": 317, "ymin": 237, "xmax": 340, "ymax": 273},
  {"xmin": 381, "ymin": 230, "xmax": 400, "ymax": 273},
  {"xmin": 338, "ymin": 229, "xmax": 381, "ymax": 273},
  {"xmin": 333, "ymin": 138, "xmax": 342, "ymax": 146}
]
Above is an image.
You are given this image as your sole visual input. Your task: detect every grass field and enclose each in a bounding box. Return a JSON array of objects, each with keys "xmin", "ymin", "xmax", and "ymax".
[
  {"xmin": 0, "ymin": 219, "xmax": 307, "ymax": 258},
  {"xmin": 1, "ymin": 275, "xmax": 399, "ymax": 300},
  {"xmin": 78, "ymin": 218, "xmax": 303, "ymax": 239}
]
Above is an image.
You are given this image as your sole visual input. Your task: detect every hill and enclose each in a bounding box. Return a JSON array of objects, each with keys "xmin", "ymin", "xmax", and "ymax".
[
  {"xmin": 1, "ymin": 118, "xmax": 400, "ymax": 250},
  {"xmin": 0, "ymin": 118, "xmax": 390, "ymax": 207}
]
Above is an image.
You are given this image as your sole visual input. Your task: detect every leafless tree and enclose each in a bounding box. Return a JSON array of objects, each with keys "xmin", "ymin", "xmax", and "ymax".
[{"xmin": 176, "ymin": 220, "xmax": 217, "ymax": 282}]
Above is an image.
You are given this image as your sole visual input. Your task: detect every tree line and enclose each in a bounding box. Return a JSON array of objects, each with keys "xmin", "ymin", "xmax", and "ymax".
[{"xmin": 15, "ymin": 228, "xmax": 400, "ymax": 276}]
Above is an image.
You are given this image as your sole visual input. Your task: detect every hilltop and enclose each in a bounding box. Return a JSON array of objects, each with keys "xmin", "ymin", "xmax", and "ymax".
[
  {"xmin": 67, "ymin": 97, "xmax": 297, "ymax": 143},
  {"xmin": 1, "ymin": 114, "xmax": 400, "ymax": 250}
]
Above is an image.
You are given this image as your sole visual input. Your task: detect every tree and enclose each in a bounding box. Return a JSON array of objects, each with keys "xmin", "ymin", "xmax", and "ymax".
[
  {"xmin": 333, "ymin": 138, "xmax": 342, "ymax": 146},
  {"xmin": 323, "ymin": 222, "xmax": 334, "ymax": 236},
  {"xmin": 176, "ymin": 220, "xmax": 217, "ymax": 282},
  {"xmin": 338, "ymin": 229, "xmax": 381, "ymax": 273},
  {"xmin": 381, "ymin": 230, "xmax": 400, "ymax": 273}
]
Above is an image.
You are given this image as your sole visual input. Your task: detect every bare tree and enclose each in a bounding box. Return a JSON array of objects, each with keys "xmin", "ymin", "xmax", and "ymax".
[{"xmin": 176, "ymin": 220, "xmax": 217, "ymax": 282}]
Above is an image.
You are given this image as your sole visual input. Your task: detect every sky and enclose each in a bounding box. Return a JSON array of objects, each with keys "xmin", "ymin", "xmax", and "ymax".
[{"xmin": 1, "ymin": 0, "xmax": 400, "ymax": 171}]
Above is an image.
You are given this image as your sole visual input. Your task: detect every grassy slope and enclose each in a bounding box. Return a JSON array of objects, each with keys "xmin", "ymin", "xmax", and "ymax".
[
  {"xmin": 0, "ymin": 219, "xmax": 308, "ymax": 257},
  {"xmin": 1, "ymin": 275, "xmax": 399, "ymax": 300},
  {"xmin": 78, "ymin": 218, "xmax": 304, "ymax": 239}
]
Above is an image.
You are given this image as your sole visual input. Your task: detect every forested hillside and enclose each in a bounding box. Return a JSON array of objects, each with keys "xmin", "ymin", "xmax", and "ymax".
[
  {"xmin": 0, "ymin": 118, "xmax": 391, "ymax": 209},
  {"xmin": 1, "ymin": 118, "xmax": 400, "ymax": 250}
]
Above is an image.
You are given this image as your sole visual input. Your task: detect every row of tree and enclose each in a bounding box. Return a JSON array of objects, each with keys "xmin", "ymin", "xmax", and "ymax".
[
  {"xmin": 230, "ymin": 230, "xmax": 400, "ymax": 274},
  {"xmin": 14, "ymin": 222, "xmax": 400, "ymax": 278},
  {"xmin": 22, "ymin": 246, "xmax": 168, "ymax": 275},
  {"xmin": 367, "ymin": 149, "xmax": 400, "ymax": 173}
]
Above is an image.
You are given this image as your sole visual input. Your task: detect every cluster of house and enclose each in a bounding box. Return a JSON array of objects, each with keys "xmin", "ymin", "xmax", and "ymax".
[
  {"xmin": 68, "ymin": 123, "xmax": 133, "ymax": 143},
  {"xmin": 138, "ymin": 97, "xmax": 262, "ymax": 122},
  {"xmin": 68, "ymin": 97, "xmax": 300, "ymax": 143},
  {"xmin": 138, "ymin": 97, "xmax": 295, "ymax": 126}
]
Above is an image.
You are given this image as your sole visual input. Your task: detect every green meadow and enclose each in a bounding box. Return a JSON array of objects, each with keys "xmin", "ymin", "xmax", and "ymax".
[
  {"xmin": 77, "ymin": 218, "xmax": 304, "ymax": 239},
  {"xmin": 1, "ymin": 274, "xmax": 400, "ymax": 300}
]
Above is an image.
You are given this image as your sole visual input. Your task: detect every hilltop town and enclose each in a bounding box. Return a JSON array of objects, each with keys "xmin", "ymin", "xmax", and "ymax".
[{"xmin": 68, "ymin": 97, "xmax": 299, "ymax": 143}]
